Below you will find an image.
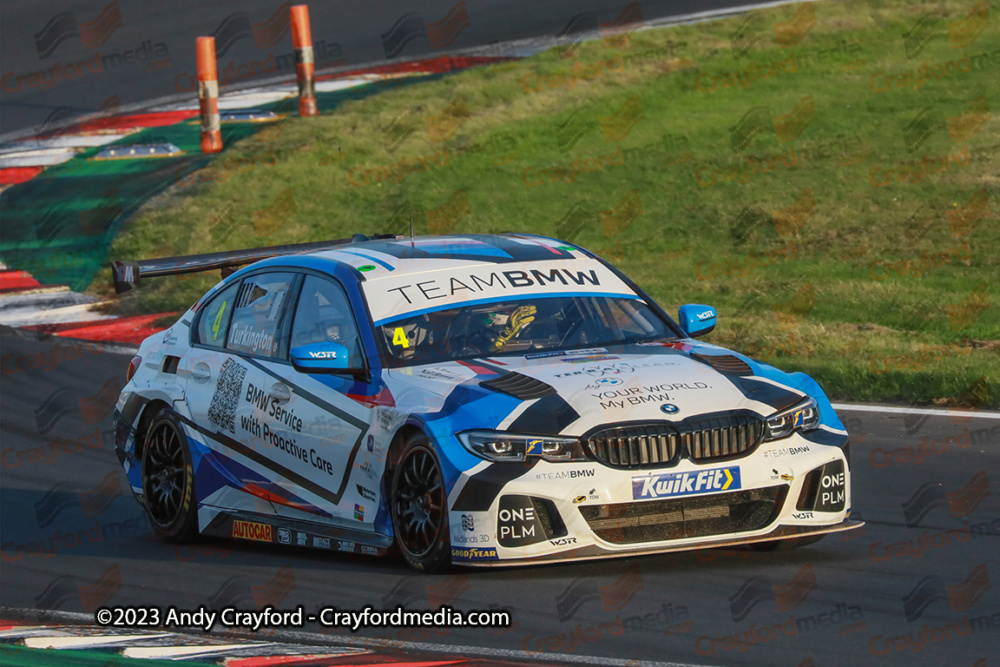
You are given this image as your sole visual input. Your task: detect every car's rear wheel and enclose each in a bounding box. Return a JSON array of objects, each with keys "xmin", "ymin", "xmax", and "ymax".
[
  {"xmin": 141, "ymin": 409, "xmax": 198, "ymax": 543},
  {"xmin": 390, "ymin": 433, "xmax": 451, "ymax": 572},
  {"xmin": 752, "ymin": 533, "xmax": 826, "ymax": 551}
]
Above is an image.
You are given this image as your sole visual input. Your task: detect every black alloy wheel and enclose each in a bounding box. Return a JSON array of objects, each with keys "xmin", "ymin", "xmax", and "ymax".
[
  {"xmin": 391, "ymin": 433, "xmax": 451, "ymax": 572},
  {"xmin": 141, "ymin": 410, "xmax": 198, "ymax": 542}
]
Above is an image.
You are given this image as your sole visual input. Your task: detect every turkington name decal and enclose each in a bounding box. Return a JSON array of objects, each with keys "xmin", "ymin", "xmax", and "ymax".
[
  {"xmin": 632, "ymin": 466, "xmax": 741, "ymax": 500},
  {"xmin": 365, "ymin": 259, "xmax": 635, "ymax": 323}
]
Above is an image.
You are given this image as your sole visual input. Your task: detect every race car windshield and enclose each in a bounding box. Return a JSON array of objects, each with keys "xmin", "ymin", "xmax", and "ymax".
[{"xmin": 379, "ymin": 295, "xmax": 676, "ymax": 366}]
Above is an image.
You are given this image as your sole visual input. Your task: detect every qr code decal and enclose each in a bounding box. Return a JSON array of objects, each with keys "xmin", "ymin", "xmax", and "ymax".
[{"xmin": 207, "ymin": 358, "xmax": 246, "ymax": 433}]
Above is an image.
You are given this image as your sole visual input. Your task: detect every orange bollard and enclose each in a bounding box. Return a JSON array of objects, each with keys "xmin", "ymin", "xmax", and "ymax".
[
  {"xmin": 291, "ymin": 5, "xmax": 318, "ymax": 117},
  {"xmin": 197, "ymin": 36, "xmax": 222, "ymax": 153}
]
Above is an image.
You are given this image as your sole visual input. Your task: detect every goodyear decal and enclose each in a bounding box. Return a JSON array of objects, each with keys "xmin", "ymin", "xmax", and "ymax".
[
  {"xmin": 632, "ymin": 466, "xmax": 741, "ymax": 500},
  {"xmin": 232, "ymin": 520, "xmax": 272, "ymax": 542},
  {"xmin": 451, "ymin": 546, "xmax": 499, "ymax": 562}
]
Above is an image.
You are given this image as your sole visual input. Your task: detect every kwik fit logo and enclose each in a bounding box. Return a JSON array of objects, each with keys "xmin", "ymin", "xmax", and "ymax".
[{"xmin": 633, "ymin": 466, "xmax": 741, "ymax": 500}]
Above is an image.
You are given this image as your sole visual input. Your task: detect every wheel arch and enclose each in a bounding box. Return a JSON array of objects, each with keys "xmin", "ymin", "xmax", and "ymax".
[
  {"xmin": 384, "ymin": 423, "xmax": 429, "ymax": 491},
  {"xmin": 133, "ymin": 399, "xmax": 172, "ymax": 462}
]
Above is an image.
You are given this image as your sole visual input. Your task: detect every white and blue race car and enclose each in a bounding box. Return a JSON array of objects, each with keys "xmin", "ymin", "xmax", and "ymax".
[{"xmin": 112, "ymin": 234, "xmax": 860, "ymax": 571}]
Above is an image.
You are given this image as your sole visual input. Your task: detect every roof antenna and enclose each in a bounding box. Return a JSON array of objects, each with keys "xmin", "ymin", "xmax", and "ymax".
[
  {"xmin": 409, "ymin": 211, "xmax": 414, "ymax": 246},
  {"xmin": 338, "ymin": 147, "xmax": 357, "ymax": 234}
]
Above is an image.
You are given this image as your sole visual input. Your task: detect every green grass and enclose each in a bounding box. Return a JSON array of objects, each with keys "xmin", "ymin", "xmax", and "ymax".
[{"xmin": 101, "ymin": 0, "xmax": 1000, "ymax": 406}]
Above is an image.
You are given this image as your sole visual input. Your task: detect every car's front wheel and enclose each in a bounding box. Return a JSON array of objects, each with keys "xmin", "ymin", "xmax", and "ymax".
[
  {"xmin": 141, "ymin": 409, "xmax": 198, "ymax": 542},
  {"xmin": 390, "ymin": 432, "xmax": 451, "ymax": 572}
]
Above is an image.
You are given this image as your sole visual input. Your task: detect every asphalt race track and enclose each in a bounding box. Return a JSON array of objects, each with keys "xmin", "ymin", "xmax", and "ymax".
[
  {"xmin": 1, "ymin": 0, "xmax": 755, "ymax": 139},
  {"xmin": 1, "ymin": 325, "xmax": 998, "ymax": 666}
]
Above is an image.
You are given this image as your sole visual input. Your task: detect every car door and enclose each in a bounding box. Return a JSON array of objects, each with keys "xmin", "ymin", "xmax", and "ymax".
[
  {"xmin": 263, "ymin": 272, "xmax": 376, "ymax": 530},
  {"xmin": 183, "ymin": 271, "xmax": 298, "ymax": 517}
]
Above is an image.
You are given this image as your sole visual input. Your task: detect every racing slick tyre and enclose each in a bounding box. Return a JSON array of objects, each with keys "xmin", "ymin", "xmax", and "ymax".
[
  {"xmin": 751, "ymin": 533, "xmax": 826, "ymax": 551},
  {"xmin": 390, "ymin": 432, "xmax": 451, "ymax": 572},
  {"xmin": 141, "ymin": 409, "xmax": 198, "ymax": 543}
]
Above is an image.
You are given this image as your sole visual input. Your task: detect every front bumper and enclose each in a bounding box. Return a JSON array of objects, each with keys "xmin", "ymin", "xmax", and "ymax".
[{"xmin": 447, "ymin": 428, "xmax": 857, "ymax": 565}]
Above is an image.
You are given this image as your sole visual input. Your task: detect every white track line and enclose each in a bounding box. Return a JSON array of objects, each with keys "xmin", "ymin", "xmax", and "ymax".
[
  {"xmin": 123, "ymin": 644, "xmax": 271, "ymax": 659},
  {"xmin": 1, "ymin": 608, "xmax": 721, "ymax": 667},
  {"xmin": 25, "ymin": 634, "xmax": 171, "ymax": 649},
  {"xmin": 832, "ymin": 403, "xmax": 1000, "ymax": 419}
]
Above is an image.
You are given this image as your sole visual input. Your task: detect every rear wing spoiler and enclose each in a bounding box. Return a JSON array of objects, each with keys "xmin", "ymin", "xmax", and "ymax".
[{"xmin": 110, "ymin": 236, "xmax": 374, "ymax": 293}]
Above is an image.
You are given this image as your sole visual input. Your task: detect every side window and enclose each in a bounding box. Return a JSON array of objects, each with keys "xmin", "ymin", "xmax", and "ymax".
[
  {"xmin": 196, "ymin": 282, "xmax": 239, "ymax": 348},
  {"xmin": 226, "ymin": 272, "xmax": 296, "ymax": 358},
  {"xmin": 290, "ymin": 276, "xmax": 363, "ymax": 363}
]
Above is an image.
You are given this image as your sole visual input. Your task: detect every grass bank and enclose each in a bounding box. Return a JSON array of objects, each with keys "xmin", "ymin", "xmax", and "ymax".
[{"xmin": 102, "ymin": 0, "xmax": 1000, "ymax": 406}]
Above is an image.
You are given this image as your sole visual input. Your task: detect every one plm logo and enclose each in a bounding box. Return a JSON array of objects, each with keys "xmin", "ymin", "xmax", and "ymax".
[
  {"xmin": 902, "ymin": 563, "xmax": 990, "ymax": 622},
  {"xmin": 902, "ymin": 470, "xmax": 990, "ymax": 527},
  {"xmin": 34, "ymin": 1, "xmax": 123, "ymax": 59},
  {"xmin": 209, "ymin": 2, "xmax": 292, "ymax": 58},
  {"xmin": 729, "ymin": 563, "xmax": 818, "ymax": 622},
  {"xmin": 632, "ymin": 466, "xmax": 741, "ymax": 500},
  {"xmin": 381, "ymin": 1, "xmax": 472, "ymax": 59}
]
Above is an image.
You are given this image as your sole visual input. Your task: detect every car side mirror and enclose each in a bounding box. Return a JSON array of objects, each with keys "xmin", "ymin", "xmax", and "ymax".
[
  {"xmin": 678, "ymin": 304, "xmax": 717, "ymax": 337},
  {"xmin": 290, "ymin": 342, "xmax": 355, "ymax": 373}
]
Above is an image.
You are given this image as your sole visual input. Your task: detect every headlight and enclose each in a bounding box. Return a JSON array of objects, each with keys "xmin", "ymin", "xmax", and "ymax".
[
  {"xmin": 765, "ymin": 397, "xmax": 820, "ymax": 441},
  {"xmin": 458, "ymin": 431, "xmax": 586, "ymax": 462}
]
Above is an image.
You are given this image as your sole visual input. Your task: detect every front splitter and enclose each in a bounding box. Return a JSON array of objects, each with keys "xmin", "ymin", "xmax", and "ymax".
[{"xmin": 456, "ymin": 518, "xmax": 865, "ymax": 567}]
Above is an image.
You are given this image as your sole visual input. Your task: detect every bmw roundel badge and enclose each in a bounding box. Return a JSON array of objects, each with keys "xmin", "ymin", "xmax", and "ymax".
[{"xmin": 660, "ymin": 403, "xmax": 680, "ymax": 414}]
